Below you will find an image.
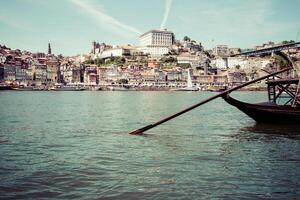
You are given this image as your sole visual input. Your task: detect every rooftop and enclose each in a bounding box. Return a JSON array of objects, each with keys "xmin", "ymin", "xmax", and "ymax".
[{"xmin": 139, "ymin": 29, "xmax": 174, "ymax": 38}]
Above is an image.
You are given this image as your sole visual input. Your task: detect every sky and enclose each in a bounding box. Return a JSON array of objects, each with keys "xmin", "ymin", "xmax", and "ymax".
[{"xmin": 0, "ymin": 0, "xmax": 300, "ymax": 56}]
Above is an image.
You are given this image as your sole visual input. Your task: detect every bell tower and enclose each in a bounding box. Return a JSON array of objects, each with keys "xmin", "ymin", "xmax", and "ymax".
[{"xmin": 48, "ymin": 43, "xmax": 52, "ymax": 55}]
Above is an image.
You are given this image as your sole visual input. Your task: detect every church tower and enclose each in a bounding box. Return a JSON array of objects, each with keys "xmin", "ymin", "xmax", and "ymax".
[{"xmin": 48, "ymin": 43, "xmax": 52, "ymax": 55}]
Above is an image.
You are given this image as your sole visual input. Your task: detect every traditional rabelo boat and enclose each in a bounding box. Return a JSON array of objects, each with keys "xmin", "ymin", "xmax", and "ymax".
[
  {"xmin": 222, "ymin": 51, "xmax": 300, "ymax": 124},
  {"xmin": 129, "ymin": 43, "xmax": 300, "ymax": 135}
]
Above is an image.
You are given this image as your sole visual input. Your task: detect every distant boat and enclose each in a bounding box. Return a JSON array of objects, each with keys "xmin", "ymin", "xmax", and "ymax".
[
  {"xmin": 171, "ymin": 69, "xmax": 199, "ymax": 91},
  {"xmin": 207, "ymin": 85, "xmax": 227, "ymax": 92},
  {"xmin": 52, "ymin": 84, "xmax": 86, "ymax": 91},
  {"xmin": 13, "ymin": 86, "xmax": 33, "ymax": 91},
  {"xmin": 107, "ymin": 85, "xmax": 135, "ymax": 91},
  {"xmin": 53, "ymin": 86, "xmax": 86, "ymax": 91},
  {"xmin": 0, "ymin": 85, "xmax": 13, "ymax": 90}
]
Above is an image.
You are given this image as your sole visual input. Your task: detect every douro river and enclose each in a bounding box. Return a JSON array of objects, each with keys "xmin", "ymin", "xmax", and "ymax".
[{"xmin": 0, "ymin": 91, "xmax": 299, "ymax": 199}]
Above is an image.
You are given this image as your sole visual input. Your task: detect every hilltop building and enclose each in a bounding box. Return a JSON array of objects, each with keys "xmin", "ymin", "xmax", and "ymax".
[
  {"xmin": 212, "ymin": 45, "xmax": 230, "ymax": 57},
  {"xmin": 138, "ymin": 29, "xmax": 175, "ymax": 57},
  {"xmin": 91, "ymin": 42, "xmax": 112, "ymax": 55},
  {"xmin": 139, "ymin": 29, "xmax": 174, "ymax": 47},
  {"xmin": 100, "ymin": 46, "xmax": 131, "ymax": 59}
]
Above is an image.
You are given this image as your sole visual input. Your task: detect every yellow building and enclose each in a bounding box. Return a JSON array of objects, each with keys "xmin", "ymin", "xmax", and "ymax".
[{"xmin": 46, "ymin": 60, "xmax": 59, "ymax": 83}]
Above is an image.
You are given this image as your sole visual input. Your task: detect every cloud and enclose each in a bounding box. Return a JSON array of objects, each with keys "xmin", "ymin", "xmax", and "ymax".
[
  {"xmin": 176, "ymin": 0, "xmax": 293, "ymax": 47},
  {"xmin": 160, "ymin": 0, "xmax": 172, "ymax": 30},
  {"xmin": 69, "ymin": 0, "xmax": 141, "ymax": 35}
]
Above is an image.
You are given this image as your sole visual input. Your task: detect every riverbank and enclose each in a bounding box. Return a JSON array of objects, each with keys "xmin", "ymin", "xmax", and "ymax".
[
  {"xmin": 1, "ymin": 87, "xmax": 268, "ymax": 92},
  {"xmin": 1, "ymin": 85, "xmax": 268, "ymax": 92}
]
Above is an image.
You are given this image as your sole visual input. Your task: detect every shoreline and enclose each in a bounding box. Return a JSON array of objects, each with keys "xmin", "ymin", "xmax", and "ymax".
[{"xmin": 1, "ymin": 87, "xmax": 268, "ymax": 92}]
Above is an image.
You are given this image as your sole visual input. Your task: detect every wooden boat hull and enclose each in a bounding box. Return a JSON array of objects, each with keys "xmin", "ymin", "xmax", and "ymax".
[{"xmin": 223, "ymin": 95, "xmax": 300, "ymax": 123}]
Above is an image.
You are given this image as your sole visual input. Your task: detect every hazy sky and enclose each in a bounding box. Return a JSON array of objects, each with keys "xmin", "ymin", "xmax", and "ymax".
[{"xmin": 1, "ymin": 0, "xmax": 300, "ymax": 55}]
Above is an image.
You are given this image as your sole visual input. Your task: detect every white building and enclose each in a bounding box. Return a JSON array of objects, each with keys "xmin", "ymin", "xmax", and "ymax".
[
  {"xmin": 0, "ymin": 54, "xmax": 6, "ymax": 63},
  {"xmin": 137, "ymin": 46, "xmax": 169, "ymax": 58},
  {"xmin": 212, "ymin": 45, "xmax": 230, "ymax": 57},
  {"xmin": 227, "ymin": 57, "xmax": 246, "ymax": 68},
  {"xmin": 100, "ymin": 47, "xmax": 131, "ymax": 59},
  {"xmin": 212, "ymin": 56, "xmax": 272, "ymax": 71},
  {"xmin": 211, "ymin": 58, "xmax": 228, "ymax": 70},
  {"xmin": 139, "ymin": 29, "xmax": 175, "ymax": 57},
  {"xmin": 177, "ymin": 53, "xmax": 200, "ymax": 67},
  {"xmin": 139, "ymin": 29, "xmax": 174, "ymax": 47}
]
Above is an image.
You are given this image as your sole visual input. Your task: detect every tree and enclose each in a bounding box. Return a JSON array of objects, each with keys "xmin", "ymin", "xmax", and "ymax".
[
  {"xmin": 183, "ymin": 36, "xmax": 191, "ymax": 41},
  {"xmin": 282, "ymin": 40, "xmax": 295, "ymax": 44},
  {"xmin": 95, "ymin": 58, "xmax": 104, "ymax": 65},
  {"xmin": 160, "ymin": 56, "xmax": 177, "ymax": 63},
  {"xmin": 168, "ymin": 49, "xmax": 178, "ymax": 55},
  {"xmin": 177, "ymin": 63, "xmax": 191, "ymax": 69},
  {"xmin": 83, "ymin": 59, "xmax": 95, "ymax": 65},
  {"xmin": 115, "ymin": 56, "xmax": 126, "ymax": 64},
  {"xmin": 273, "ymin": 54, "xmax": 288, "ymax": 68},
  {"xmin": 118, "ymin": 78, "xmax": 128, "ymax": 84}
]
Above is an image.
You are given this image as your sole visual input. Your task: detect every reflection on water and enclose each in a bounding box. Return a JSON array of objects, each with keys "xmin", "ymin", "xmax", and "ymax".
[
  {"xmin": 242, "ymin": 123, "xmax": 300, "ymax": 136},
  {"xmin": 0, "ymin": 91, "xmax": 300, "ymax": 199}
]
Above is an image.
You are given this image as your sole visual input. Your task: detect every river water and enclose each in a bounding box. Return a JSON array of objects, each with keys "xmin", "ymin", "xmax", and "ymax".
[{"xmin": 0, "ymin": 91, "xmax": 299, "ymax": 199}]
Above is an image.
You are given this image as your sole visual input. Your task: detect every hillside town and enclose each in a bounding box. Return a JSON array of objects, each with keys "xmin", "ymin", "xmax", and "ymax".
[{"xmin": 1, "ymin": 29, "xmax": 299, "ymax": 91}]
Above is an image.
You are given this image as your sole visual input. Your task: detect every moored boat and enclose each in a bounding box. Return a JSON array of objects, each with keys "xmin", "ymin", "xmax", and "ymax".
[
  {"xmin": 52, "ymin": 83, "xmax": 86, "ymax": 91},
  {"xmin": 53, "ymin": 86, "xmax": 86, "ymax": 91},
  {"xmin": 171, "ymin": 87, "xmax": 199, "ymax": 91},
  {"xmin": 13, "ymin": 86, "xmax": 33, "ymax": 91},
  {"xmin": 223, "ymin": 94, "xmax": 300, "ymax": 123},
  {"xmin": 222, "ymin": 51, "xmax": 300, "ymax": 124},
  {"xmin": 107, "ymin": 85, "xmax": 136, "ymax": 91},
  {"xmin": 0, "ymin": 85, "xmax": 13, "ymax": 90}
]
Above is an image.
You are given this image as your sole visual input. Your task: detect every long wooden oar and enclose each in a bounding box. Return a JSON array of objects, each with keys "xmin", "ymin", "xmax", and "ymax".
[{"xmin": 129, "ymin": 67, "xmax": 292, "ymax": 135}]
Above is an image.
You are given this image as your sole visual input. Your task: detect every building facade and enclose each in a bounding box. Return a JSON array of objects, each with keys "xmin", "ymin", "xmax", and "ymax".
[
  {"xmin": 46, "ymin": 60, "xmax": 59, "ymax": 83},
  {"xmin": 139, "ymin": 29, "xmax": 174, "ymax": 47},
  {"xmin": 139, "ymin": 29, "xmax": 175, "ymax": 57},
  {"xmin": 212, "ymin": 45, "xmax": 230, "ymax": 57},
  {"xmin": 100, "ymin": 47, "xmax": 131, "ymax": 59}
]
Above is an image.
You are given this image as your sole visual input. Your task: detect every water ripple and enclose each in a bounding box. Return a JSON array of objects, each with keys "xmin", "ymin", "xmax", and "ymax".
[{"xmin": 0, "ymin": 91, "xmax": 300, "ymax": 199}]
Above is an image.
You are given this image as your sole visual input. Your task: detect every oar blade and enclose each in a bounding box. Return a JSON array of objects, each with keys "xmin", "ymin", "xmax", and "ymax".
[
  {"xmin": 129, "ymin": 130, "xmax": 144, "ymax": 135},
  {"xmin": 129, "ymin": 124, "xmax": 154, "ymax": 135}
]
